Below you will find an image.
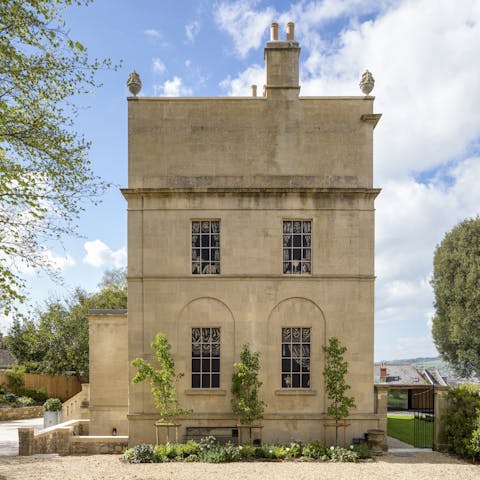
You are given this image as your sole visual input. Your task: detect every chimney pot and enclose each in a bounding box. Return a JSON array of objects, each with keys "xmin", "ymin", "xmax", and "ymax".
[
  {"xmin": 251, "ymin": 84, "xmax": 257, "ymax": 97},
  {"xmin": 270, "ymin": 22, "xmax": 279, "ymax": 41},
  {"xmin": 286, "ymin": 22, "xmax": 295, "ymax": 41}
]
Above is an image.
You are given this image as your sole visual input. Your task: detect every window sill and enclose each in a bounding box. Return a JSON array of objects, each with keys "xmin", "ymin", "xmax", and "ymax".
[
  {"xmin": 184, "ymin": 389, "xmax": 227, "ymax": 396},
  {"xmin": 274, "ymin": 389, "xmax": 317, "ymax": 396}
]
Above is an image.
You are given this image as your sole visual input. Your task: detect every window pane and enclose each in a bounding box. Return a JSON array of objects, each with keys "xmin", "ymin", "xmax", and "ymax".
[
  {"xmin": 211, "ymin": 328, "xmax": 220, "ymax": 342},
  {"xmin": 282, "ymin": 328, "xmax": 291, "ymax": 341},
  {"xmin": 292, "ymin": 358, "xmax": 301, "ymax": 372},
  {"xmin": 212, "ymin": 359, "xmax": 220, "ymax": 372},
  {"xmin": 282, "ymin": 358, "xmax": 290, "ymax": 372},
  {"xmin": 292, "ymin": 374, "xmax": 300, "ymax": 388},
  {"xmin": 283, "ymin": 262, "xmax": 292, "ymax": 273},
  {"xmin": 202, "ymin": 359, "xmax": 210, "ymax": 372},
  {"xmin": 192, "ymin": 262, "xmax": 201, "ymax": 274},
  {"xmin": 211, "ymin": 374, "xmax": 220, "ymax": 388},
  {"xmin": 201, "ymin": 374, "xmax": 210, "ymax": 388},
  {"xmin": 302, "ymin": 374, "xmax": 310, "ymax": 388},
  {"xmin": 192, "ymin": 235, "xmax": 200, "ymax": 247},
  {"xmin": 282, "ymin": 374, "xmax": 292, "ymax": 388},
  {"xmin": 201, "ymin": 221, "xmax": 210, "ymax": 233},
  {"xmin": 293, "ymin": 235, "xmax": 301, "ymax": 247},
  {"xmin": 192, "ymin": 359, "xmax": 200, "ymax": 372},
  {"xmin": 192, "ymin": 374, "xmax": 200, "ymax": 388},
  {"xmin": 201, "ymin": 235, "xmax": 210, "ymax": 247},
  {"xmin": 192, "ymin": 222, "xmax": 200, "ymax": 233}
]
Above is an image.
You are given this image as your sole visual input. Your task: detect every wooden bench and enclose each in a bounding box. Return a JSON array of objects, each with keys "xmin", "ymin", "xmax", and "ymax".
[{"xmin": 184, "ymin": 426, "xmax": 238, "ymax": 444}]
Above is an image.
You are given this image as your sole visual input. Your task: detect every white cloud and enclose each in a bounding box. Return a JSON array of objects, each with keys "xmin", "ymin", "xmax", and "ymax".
[
  {"xmin": 144, "ymin": 28, "xmax": 162, "ymax": 38},
  {"xmin": 143, "ymin": 28, "xmax": 169, "ymax": 47},
  {"xmin": 219, "ymin": 64, "xmax": 264, "ymax": 96},
  {"xmin": 152, "ymin": 58, "xmax": 166, "ymax": 75},
  {"xmin": 83, "ymin": 240, "xmax": 126, "ymax": 268},
  {"xmin": 185, "ymin": 20, "xmax": 200, "ymax": 43},
  {"xmin": 392, "ymin": 336, "xmax": 439, "ymax": 360},
  {"xmin": 154, "ymin": 76, "xmax": 193, "ymax": 97},
  {"xmin": 214, "ymin": 0, "xmax": 276, "ymax": 57}
]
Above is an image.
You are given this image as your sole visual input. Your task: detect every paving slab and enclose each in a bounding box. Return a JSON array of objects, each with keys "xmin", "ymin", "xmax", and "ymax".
[{"xmin": 0, "ymin": 417, "xmax": 43, "ymax": 456}]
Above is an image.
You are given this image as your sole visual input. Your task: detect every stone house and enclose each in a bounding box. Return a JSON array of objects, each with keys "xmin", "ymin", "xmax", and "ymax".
[{"xmin": 88, "ymin": 22, "xmax": 383, "ymax": 446}]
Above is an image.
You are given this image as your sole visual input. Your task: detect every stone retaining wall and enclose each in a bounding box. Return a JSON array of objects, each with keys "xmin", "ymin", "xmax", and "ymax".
[
  {"xmin": 19, "ymin": 419, "xmax": 128, "ymax": 456},
  {"xmin": 0, "ymin": 406, "xmax": 43, "ymax": 421}
]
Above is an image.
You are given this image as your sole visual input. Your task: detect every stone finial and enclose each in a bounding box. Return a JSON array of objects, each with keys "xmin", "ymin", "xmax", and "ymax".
[
  {"xmin": 251, "ymin": 84, "xmax": 257, "ymax": 97},
  {"xmin": 127, "ymin": 71, "xmax": 142, "ymax": 96},
  {"xmin": 359, "ymin": 70, "xmax": 375, "ymax": 95}
]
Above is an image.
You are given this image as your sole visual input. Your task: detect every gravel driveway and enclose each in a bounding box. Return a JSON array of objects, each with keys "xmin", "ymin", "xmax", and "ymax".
[{"xmin": 0, "ymin": 451, "xmax": 478, "ymax": 480}]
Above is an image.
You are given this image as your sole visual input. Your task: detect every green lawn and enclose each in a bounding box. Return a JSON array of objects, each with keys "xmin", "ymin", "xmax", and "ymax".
[
  {"xmin": 387, "ymin": 414, "xmax": 434, "ymax": 448},
  {"xmin": 387, "ymin": 414, "xmax": 414, "ymax": 445}
]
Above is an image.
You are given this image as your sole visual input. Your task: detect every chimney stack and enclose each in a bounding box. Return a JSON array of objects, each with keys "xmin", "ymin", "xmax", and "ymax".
[
  {"xmin": 380, "ymin": 362, "xmax": 387, "ymax": 382},
  {"xmin": 251, "ymin": 84, "xmax": 257, "ymax": 97},
  {"xmin": 264, "ymin": 22, "xmax": 300, "ymax": 99}
]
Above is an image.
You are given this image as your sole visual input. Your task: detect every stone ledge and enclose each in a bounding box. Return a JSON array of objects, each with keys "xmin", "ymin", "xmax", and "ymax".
[
  {"xmin": 184, "ymin": 389, "xmax": 227, "ymax": 396},
  {"xmin": 274, "ymin": 389, "xmax": 317, "ymax": 396}
]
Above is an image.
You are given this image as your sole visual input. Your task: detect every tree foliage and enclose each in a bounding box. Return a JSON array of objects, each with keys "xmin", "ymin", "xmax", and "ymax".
[
  {"xmin": 0, "ymin": 0, "xmax": 116, "ymax": 313},
  {"xmin": 231, "ymin": 344, "xmax": 266, "ymax": 425},
  {"xmin": 323, "ymin": 337, "xmax": 356, "ymax": 444},
  {"xmin": 431, "ymin": 216, "xmax": 480, "ymax": 377},
  {"xmin": 131, "ymin": 333, "xmax": 192, "ymax": 421},
  {"xmin": 5, "ymin": 268, "xmax": 126, "ymax": 378},
  {"xmin": 442, "ymin": 383, "xmax": 480, "ymax": 460}
]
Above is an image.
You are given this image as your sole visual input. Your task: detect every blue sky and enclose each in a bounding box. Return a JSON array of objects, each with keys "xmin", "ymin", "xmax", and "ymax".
[{"xmin": 3, "ymin": 0, "xmax": 480, "ymax": 363}]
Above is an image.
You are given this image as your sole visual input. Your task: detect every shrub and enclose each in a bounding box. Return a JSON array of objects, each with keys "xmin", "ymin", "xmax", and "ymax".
[
  {"xmin": 327, "ymin": 445, "xmax": 359, "ymax": 462},
  {"xmin": 17, "ymin": 387, "xmax": 48, "ymax": 404},
  {"xmin": 43, "ymin": 398, "xmax": 62, "ymax": 412},
  {"xmin": 130, "ymin": 444, "xmax": 156, "ymax": 463},
  {"xmin": 5, "ymin": 392, "xmax": 17, "ymax": 403},
  {"xmin": 174, "ymin": 441, "xmax": 199, "ymax": 459},
  {"xmin": 123, "ymin": 448, "xmax": 134, "ymax": 462},
  {"xmin": 302, "ymin": 441, "xmax": 328, "ymax": 459},
  {"xmin": 352, "ymin": 442, "xmax": 373, "ymax": 459},
  {"xmin": 443, "ymin": 384, "xmax": 480, "ymax": 459},
  {"xmin": 238, "ymin": 443, "xmax": 264, "ymax": 459},
  {"xmin": 262, "ymin": 444, "xmax": 288, "ymax": 460},
  {"xmin": 16, "ymin": 396, "xmax": 35, "ymax": 407},
  {"xmin": 285, "ymin": 441, "xmax": 303, "ymax": 458},
  {"xmin": 196, "ymin": 436, "xmax": 241, "ymax": 463},
  {"xmin": 0, "ymin": 384, "xmax": 7, "ymax": 394},
  {"xmin": 0, "ymin": 394, "xmax": 6, "ymax": 404}
]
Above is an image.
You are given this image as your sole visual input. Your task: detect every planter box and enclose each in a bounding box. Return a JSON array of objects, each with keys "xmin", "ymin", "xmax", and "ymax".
[{"xmin": 44, "ymin": 410, "xmax": 62, "ymax": 428}]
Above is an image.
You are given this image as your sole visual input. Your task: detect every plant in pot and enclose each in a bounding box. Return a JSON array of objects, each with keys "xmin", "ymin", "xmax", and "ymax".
[
  {"xmin": 322, "ymin": 337, "xmax": 356, "ymax": 446},
  {"xmin": 131, "ymin": 332, "xmax": 192, "ymax": 443},
  {"xmin": 43, "ymin": 397, "xmax": 63, "ymax": 428},
  {"xmin": 231, "ymin": 344, "xmax": 266, "ymax": 444}
]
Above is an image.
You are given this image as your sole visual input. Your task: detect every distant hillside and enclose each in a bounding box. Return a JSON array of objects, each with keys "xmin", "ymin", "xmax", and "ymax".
[{"xmin": 375, "ymin": 356, "xmax": 444, "ymax": 367}]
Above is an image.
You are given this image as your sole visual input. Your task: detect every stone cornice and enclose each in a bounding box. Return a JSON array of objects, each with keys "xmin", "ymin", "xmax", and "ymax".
[{"xmin": 122, "ymin": 186, "xmax": 381, "ymax": 199}]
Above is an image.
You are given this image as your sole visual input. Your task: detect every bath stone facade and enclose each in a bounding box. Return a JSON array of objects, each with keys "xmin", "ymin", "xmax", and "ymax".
[{"xmin": 89, "ymin": 22, "xmax": 382, "ymax": 446}]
